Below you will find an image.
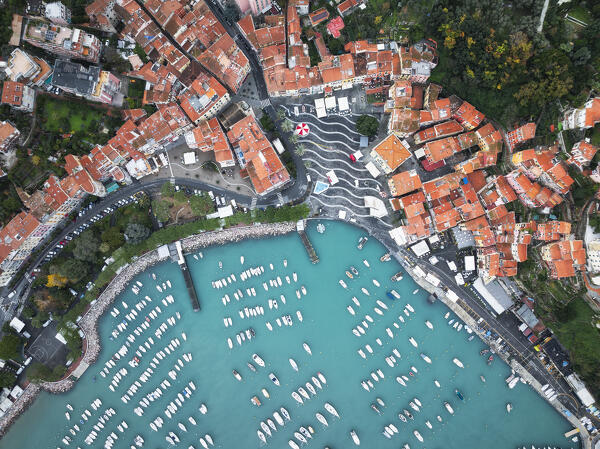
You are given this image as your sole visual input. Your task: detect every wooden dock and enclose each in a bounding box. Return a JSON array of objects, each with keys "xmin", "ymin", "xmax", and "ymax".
[
  {"xmin": 297, "ymin": 220, "xmax": 319, "ymax": 264},
  {"xmin": 169, "ymin": 241, "xmax": 200, "ymax": 311}
]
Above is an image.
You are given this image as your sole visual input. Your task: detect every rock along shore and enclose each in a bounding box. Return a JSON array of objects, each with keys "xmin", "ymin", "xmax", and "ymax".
[{"xmin": 0, "ymin": 222, "xmax": 296, "ymax": 437}]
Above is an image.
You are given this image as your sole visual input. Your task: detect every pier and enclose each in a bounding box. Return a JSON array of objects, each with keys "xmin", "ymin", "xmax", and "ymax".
[
  {"xmin": 296, "ymin": 220, "xmax": 319, "ymax": 264},
  {"xmin": 169, "ymin": 241, "xmax": 201, "ymax": 311}
]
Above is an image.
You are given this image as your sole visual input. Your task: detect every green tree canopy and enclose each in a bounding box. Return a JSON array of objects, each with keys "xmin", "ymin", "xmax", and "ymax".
[
  {"xmin": 73, "ymin": 231, "xmax": 100, "ymax": 262},
  {"xmin": 125, "ymin": 223, "xmax": 150, "ymax": 245},
  {"xmin": 189, "ymin": 194, "xmax": 214, "ymax": 216},
  {"xmin": 0, "ymin": 370, "xmax": 16, "ymax": 388},
  {"xmin": 58, "ymin": 258, "xmax": 89, "ymax": 283},
  {"xmin": 0, "ymin": 334, "xmax": 22, "ymax": 360},
  {"xmin": 161, "ymin": 182, "xmax": 176, "ymax": 197},
  {"xmin": 356, "ymin": 115, "xmax": 379, "ymax": 137},
  {"xmin": 101, "ymin": 227, "xmax": 125, "ymax": 250}
]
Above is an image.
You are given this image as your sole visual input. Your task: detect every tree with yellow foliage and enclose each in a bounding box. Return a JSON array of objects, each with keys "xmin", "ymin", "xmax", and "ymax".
[{"xmin": 46, "ymin": 273, "xmax": 67, "ymax": 288}]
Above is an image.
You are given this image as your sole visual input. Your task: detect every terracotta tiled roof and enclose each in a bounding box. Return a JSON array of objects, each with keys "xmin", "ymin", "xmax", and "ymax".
[
  {"xmin": 371, "ymin": 134, "xmax": 411, "ymax": 172},
  {"xmin": 387, "ymin": 170, "xmax": 422, "ymax": 197},
  {"xmin": 0, "ymin": 212, "xmax": 40, "ymax": 263},
  {"xmin": 423, "ymin": 136, "xmax": 461, "ymax": 163}
]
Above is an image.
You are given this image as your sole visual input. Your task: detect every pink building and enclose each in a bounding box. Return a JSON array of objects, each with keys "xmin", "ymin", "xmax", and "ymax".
[{"xmin": 236, "ymin": 0, "xmax": 272, "ymax": 16}]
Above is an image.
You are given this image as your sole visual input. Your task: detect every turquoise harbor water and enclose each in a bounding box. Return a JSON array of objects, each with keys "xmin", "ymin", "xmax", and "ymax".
[{"xmin": 1, "ymin": 221, "xmax": 576, "ymax": 449}]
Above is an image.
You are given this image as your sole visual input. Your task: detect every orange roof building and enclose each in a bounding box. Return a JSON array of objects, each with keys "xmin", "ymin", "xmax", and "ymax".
[
  {"xmin": 541, "ymin": 240, "xmax": 586, "ymax": 279},
  {"xmin": 414, "ymin": 120, "xmax": 463, "ymax": 145},
  {"xmin": 1, "ymin": 81, "xmax": 35, "ymax": 112},
  {"xmin": 177, "ymin": 72, "xmax": 230, "ymax": 124},
  {"xmin": 370, "ymin": 134, "xmax": 411, "ymax": 174},
  {"xmin": 0, "ymin": 121, "xmax": 20, "ymax": 153},
  {"xmin": 534, "ymin": 221, "xmax": 571, "ymax": 241},
  {"xmin": 309, "ymin": 8, "xmax": 329, "ymax": 26},
  {"xmin": 568, "ymin": 140, "xmax": 598, "ymax": 171},
  {"xmin": 475, "ymin": 123, "xmax": 502, "ymax": 153},
  {"xmin": 185, "ymin": 118, "xmax": 234, "ymax": 168},
  {"xmin": 226, "ymin": 114, "xmax": 290, "ymax": 195},
  {"xmin": 562, "ymin": 97, "xmax": 600, "ymax": 130},
  {"xmin": 452, "ymin": 101, "xmax": 484, "ymax": 130},
  {"xmin": 507, "ymin": 122, "xmax": 536, "ymax": 150},
  {"xmin": 387, "ymin": 170, "xmax": 422, "ymax": 197},
  {"xmin": 423, "ymin": 136, "xmax": 461, "ymax": 164}
]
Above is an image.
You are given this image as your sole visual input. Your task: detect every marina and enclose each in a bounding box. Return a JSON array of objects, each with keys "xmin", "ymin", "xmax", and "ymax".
[{"xmin": 0, "ymin": 221, "xmax": 575, "ymax": 449}]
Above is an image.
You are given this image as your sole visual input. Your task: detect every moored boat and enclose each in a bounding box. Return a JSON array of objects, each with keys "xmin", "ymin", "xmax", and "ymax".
[
  {"xmin": 358, "ymin": 237, "xmax": 368, "ymax": 249},
  {"xmin": 269, "ymin": 372, "xmax": 280, "ymax": 386},
  {"xmin": 289, "ymin": 358, "xmax": 298, "ymax": 371},
  {"xmin": 350, "ymin": 430, "xmax": 360, "ymax": 445}
]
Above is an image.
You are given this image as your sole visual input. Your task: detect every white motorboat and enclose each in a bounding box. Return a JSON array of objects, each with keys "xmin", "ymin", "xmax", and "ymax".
[
  {"xmin": 269, "ymin": 372, "xmax": 280, "ymax": 386},
  {"xmin": 303, "ymin": 342, "xmax": 312, "ymax": 355},
  {"xmin": 363, "ymin": 259, "xmax": 370, "ymax": 267},
  {"xmin": 273, "ymin": 412, "xmax": 284, "ymax": 427},
  {"xmin": 444, "ymin": 402, "xmax": 455, "ymax": 414},
  {"xmin": 199, "ymin": 438, "xmax": 208, "ymax": 449},
  {"xmin": 252, "ymin": 354, "xmax": 265, "ymax": 367},
  {"xmin": 434, "ymin": 380, "xmax": 441, "ymax": 388},
  {"xmin": 358, "ymin": 349, "xmax": 366, "ymax": 359},
  {"xmin": 414, "ymin": 430, "xmax": 424, "ymax": 442},
  {"xmin": 373, "ymin": 279, "xmax": 380, "ymax": 287},
  {"xmin": 409, "ymin": 401, "xmax": 419, "ymax": 412},
  {"xmin": 352, "ymin": 329, "xmax": 360, "ymax": 337},
  {"xmin": 425, "ymin": 320, "xmax": 433, "ymax": 329},
  {"xmin": 199, "ymin": 404, "xmax": 208, "ymax": 414},
  {"xmin": 257, "ymin": 430, "xmax": 266, "ymax": 443},
  {"xmin": 312, "ymin": 376, "xmax": 322, "ymax": 389},
  {"xmin": 294, "ymin": 432, "xmax": 307, "ymax": 444},
  {"xmin": 339, "ymin": 279, "xmax": 347, "ymax": 289},
  {"xmin": 396, "ymin": 376, "xmax": 406, "ymax": 386},
  {"xmin": 506, "ymin": 403, "xmax": 513, "ymax": 413},
  {"xmin": 281, "ymin": 407, "xmax": 291, "ymax": 420},
  {"xmin": 288, "ymin": 440, "xmax": 300, "ymax": 449},
  {"xmin": 409, "ymin": 337, "xmax": 418, "ymax": 348},
  {"xmin": 240, "ymin": 256, "xmax": 244, "ymax": 264},
  {"xmin": 420, "ymin": 353, "xmax": 432, "ymax": 364},
  {"xmin": 350, "ymin": 430, "xmax": 360, "ymax": 445},
  {"xmin": 293, "ymin": 272, "xmax": 298, "ymax": 282},
  {"xmin": 386, "ymin": 328, "xmax": 393, "ymax": 338},
  {"xmin": 296, "ymin": 310, "xmax": 303, "ymax": 322},
  {"xmin": 453, "ymin": 358, "xmax": 464, "ymax": 368},
  {"xmin": 301, "ymin": 286, "xmax": 307, "ymax": 295},
  {"xmin": 66, "ymin": 404, "xmax": 73, "ymax": 411},
  {"xmin": 361, "ymin": 287, "xmax": 370, "ymax": 296},
  {"xmin": 316, "ymin": 412, "xmax": 328, "ymax": 426},
  {"xmin": 188, "ymin": 417, "xmax": 197, "ymax": 425},
  {"xmin": 289, "ymin": 358, "xmax": 298, "ymax": 371},
  {"xmin": 178, "ymin": 423, "xmax": 187, "ymax": 432},
  {"xmin": 318, "ymin": 372, "xmax": 327, "ymax": 384},
  {"xmin": 324, "ymin": 402, "xmax": 339, "ymax": 418},
  {"xmin": 262, "ymin": 388, "xmax": 270, "ymax": 399},
  {"xmin": 306, "ymin": 382, "xmax": 316, "ymax": 395},
  {"xmin": 299, "ymin": 426, "xmax": 312, "ymax": 440},
  {"xmin": 347, "ymin": 305, "xmax": 355, "ymax": 315},
  {"xmin": 413, "ymin": 289, "xmax": 418, "ymax": 294}
]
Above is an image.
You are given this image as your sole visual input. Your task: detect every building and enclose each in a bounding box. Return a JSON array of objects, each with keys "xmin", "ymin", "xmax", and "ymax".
[
  {"xmin": 294, "ymin": 0, "xmax": 309, "ymax": 15},
  {"xmin": 567, "ymin": 140, "xmax": 598, "ymax": 171},
  {"xmin": 370, "ymin": 134, "xmax": 411, "ymax": 174},
  {"xmin": 387, "ymin": 169, "xmax": 422, "ymax": 197},
  {"xmin": 326, "ymin": 17, "xmax": 345, "ymax": 39},
  {"xmin": 23, "ymin": 19, "xmax": 101, "ymax": 63},
  {"xmin": 86, "ymin": 0, "xmax": 118, "ymax": 33},
  {"xmin": 0, "ymin": 122, "xmax": 20, "ymax": 153},
  {"xmin": 414, "ymin": 120, "xmax": 463, "ymax": 145},
  {"xmin": 44, "ymin": 2, "xmax": 71, "ymax": 25},
  {"xmin": 309, "ymin": 8, "xmax": 330, "ymax": 26},
  {"xmin": 235, "ymin": 0, "xmax": 272, "ymax": 16},
  {"xmin": 586, "ymin": 240, "xmax": 600, "ymax": 273},
  {"xmin": 52, "ymin": 60, "xmax": 122, "ymax": 105},
  {"xmin": 452, "ymin": 101, "xmax": 484, "ymax": 130},
  {"xmin": 540, "ymin": 239, "xmax": 586, "ymax": 279},
  {"xmin": 562, "ymin": 97, "xmax": 600, "ymax": 130},
  {"xmin": 1, "ymin": 81, "xmax": 35, "ymax": 112},
  {"xmin": 178, "ymin": 73, "xmax": 230, "ymax": 124},
  {"xmin": 5, "ymin": 48, "xmax": 40, "ymax": 82},
  {"xmin": 226, "ymin": 114, "xmax": 290, "ymax": 195},
  {"xmin": 0, "ymin": 212, "xmax": 42, "ymax": 286},
  {"xmin": 507, "ymin": 122, "xmax": 536, "ymax": 150},
  {"xmin": 423, "ymin": 136, "xmax": 461, "ymax": 164},
  {"xmin": 337, "ymin": 0, "xmax": 360, "ymax": 16},
  {"xmin": 184, "ymin": 118, "xmax": 235, "ymax": 168},
  {"xmin": 533, "ymin": 221, "xmax": 571, "ymax": 242}
]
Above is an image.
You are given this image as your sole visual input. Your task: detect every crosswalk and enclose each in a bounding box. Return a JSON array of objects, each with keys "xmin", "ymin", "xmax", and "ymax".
[
  {"xmin": 250, "ymin": 197, "xmax": 258, "ymax": 209},
  {"xmin": 260, "ymin": 98, "xmax": 271, "ymax": 108},
  {"xmin": 276, "ymin": 192, "xmax": 284, "ymax": 205}
]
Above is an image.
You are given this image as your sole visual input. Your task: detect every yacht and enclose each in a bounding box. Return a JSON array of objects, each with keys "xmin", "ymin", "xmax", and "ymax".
[
  {"xmin": 506, "ymin": 403, "xmax": 513, "ymax": 413},
  {"xmin": 298, "ymin": 387, "xmax": 309, "ymax": 399},
  {"xmin": 318, "ymin": 372, "xmax": 327, "ymax": 384},
  {"xmin": 339, "ymin": 279, "xmax": 348, "ymax": 289},
  {"xmin": 269, "ymin": 373, "xmax": 280, "ymax": 386},
  {"xmin": 306, "ymin": 382, "xmax": 316, "ymax": 395},
  {"xmin": 294, "ymin": 432, "xmax": 307, "ymax": 444},
  {"xmin": 444, "ymin": 402, "xmax": 455, "ymax": 414},
  {"xmin": 316, "ymin": 412, "xmax": 328, "ymax": 426},
  {"xmin": 403, "ymin": 409, "xmax": 414, "ymax": 420},
  {"xmin": 358, "ymin": 236, "xmax": 368, "ymax": 249},
  {"xmin": 257, "ymin": 430, "xmax": 266, "ymax": 443},
  {"xmin": 414, "ymin": 430, "xmax": 424, "ymax": 442},
  {"xmin": 291, "ymin": 391, "xmax": 303, "ymax": 404},
  {"xmin": 420, "ymin": 353, "xmax": 432, "ymax": 364},
  {"xmin": 252, "ymin": 354, "xmax": 265, "ymax": 367},
  {"xmin": 299, "ymin": 427, "xmax": 312, "ymax": 439},
  {"xmin": 288, "ymin": 441, "xmax": 300, "ymax": 449},
  {"xmin": 351, "ymin": 266, "xmax": 359, "ymax": 276},
  {"xmin": 324, "ymin": 402, "xmax": 339, "ymax": 418},
  {"xmin": 232, "ymin": 370, "xmax": 242, "ymax": 381},
  {"xmin": 281, "ymin": 407, "xmax": 291, "ymax": 420},
  {"xmin": 312, "ymin": 376, "xmax": 322, "ymax": 389},
  {"xmin": 350, "ymin": 430, "xmax": 360, "ymax": 445},
  {"xmin": 289, "ymin": 358, "xmax": 298, "ymax": 371},
  {"xmin": 453, "ymin": 358, "xmax": 464, "ymax": 368},
  {"xmin": 363, "ymin": 259, "xmax": 370, "ymax": 267},
  {"xmin": 398, "ymin": 413, "xmax": 407, "ymax": 423}
]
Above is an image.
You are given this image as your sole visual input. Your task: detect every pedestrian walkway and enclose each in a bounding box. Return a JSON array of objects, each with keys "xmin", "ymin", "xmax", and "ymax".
[
  {"xmin": 277, "ymin": 192, "xmax": 284, "ymax": 204},
  {"xmin": 250, "ymin": 197, "xmax": 258, "ymax": 209}
]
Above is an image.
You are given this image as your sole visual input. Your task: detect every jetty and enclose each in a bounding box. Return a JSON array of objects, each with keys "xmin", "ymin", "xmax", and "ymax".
[
  {"xmin": 297, "ymin": 220, "xmax": 319, "ymax": 264},
  {"xmin": 169, "ymin": 241, "xmax": 200, "ymax": 311}
]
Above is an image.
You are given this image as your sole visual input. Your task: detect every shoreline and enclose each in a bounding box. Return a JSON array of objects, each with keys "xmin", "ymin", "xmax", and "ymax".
[{"xmin": 0, "ymin": 222, "xmax": 296, "ymax": 437}]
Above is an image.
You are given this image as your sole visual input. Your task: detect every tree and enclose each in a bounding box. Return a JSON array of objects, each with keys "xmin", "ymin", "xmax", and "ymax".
[
  {"xmin": 189, "ymin": 194, "xmax": 214, "ymax": 216},
  {"xmin": 295, "ymin": 145, "xmax": 306, "ymax": 156},
  {"xmin": 0, "ymin": 370, "xmax": 16, "ymax": 388},
  {"xmin": 58, "ymin": 259, "xmax": 89, "ymax": 283},
  {"xmin": 0, "ymin": 334, "xmax": 21, "ymax": 360},
  {"xmin": 356, "ymin": 115, "xmax": 379, "ymax": 137},
  {"xmin": 46, "ymin": 273, "xmax": 68, "ymax": 288},
  {"xmin": 125, "ymin": 223, "xmax": 150, "ymax": 245},
  {"xmin": 152, "ymin": 200, "xmax": 170, "ymax": 223},
  {"xmin": 73, "ymin": 231, "xmax": 100, "ymax": 262},
  {"xmin": 281, "ymin": 119, "xmax": 293, "ymax": 132},
  {"xmin": 31, "ymin": 155, "xmax": 41, "ymax": 166},
  {"xmin": 101, "ymin": 227, "xmax": 125, "ymax": 250}
]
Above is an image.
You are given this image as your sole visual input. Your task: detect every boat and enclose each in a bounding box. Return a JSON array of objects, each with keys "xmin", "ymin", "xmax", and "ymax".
[
  {"xmin": 396, "ymin": 376, "xmax": 406, "ymax": 386},
  {"xmin": 363, "ymin": 259, "xmax": 370, "ymax": 267},
  {"xmin": 487, "ymin": 355, "xmax": 494, "ymax": 365},
  {"xmin": 361, "ymin": 287, "xmax": 370, "ymax": 296},
  {"xmin": 371, "ymin": 404, "xmax": 380, "ymax": 414},
  {"xmin": 358, "ymin": 237, "xmax": 368, "ymax": 249},
  {"xmin": 350, "ymin": 430, "xmax": 360, "ymax": 445},
  {"xmin": 240, "ymin": 256, "xmax": 244, "ymax": 264},
  {"xmin": 403, "ymin": 409, "xmax": 414, "ymax": 420},
  {"xmin": 178, "ymin": 423, "xmax": 187, "ymax": 432},
  {"xmin": 248, "ymin": 362, "xmax": 257, "ymax": 372},
  {"xmin": 316, "ymin": 412, "xmax": 328, "ymax": 426},
  {"xmin": 434, "ymin": 380, "xmax": 441, "ymax": 388},
  {"xmin": 480, "ymin": 375, "xmax": 486, "ymax": 383},
  {"xmin": 306, "ymin": 382, "xmax": 316, "ymax": 395},
  {"xmin": 453, "ymin": 358, "xmax": 464, "ymax": 368},
  {"xmin": 398, "ymin": 413, "xmax": 407, "ymax": 423},
  {"xmin": 444, "ymin": 402, "xmax": 454, "ymax": 414},
  {"xmin": 409, "ymin": 337, "xmax": 418, "ymax": 348},
  {"xmin": 391, "ymin": 271, "xmax": 403, "ymax": 281},
  {"xmin": 351, "ymin": 266, "xmax": 359, "ymax": 276},
  {"xmin": 425, "ymin": 320, "xmax": 433, "ymax": 329},
  {"xmin": 232, "ymin": 370, "xmax": 242, "ymax": 381},
  {"xmin": 66, "ymin": 404, "xmax": 73, "ymax": 411},
  {"xmin": 420, "ymin": 353, "xmax": 432, "ymax": 364},
  {"xmin": 292, "ymin": 391, "xmax": 303, "ymax": 404},
  {"xmin": 347, "ymin": 305, "xmax": 356, "ymax": 315},
  {"xmin": 409, "ymin": 401, "xmax": 419, "ymax": 411},
  {"xmin": 188, "ymin": 417, "xmax": 197, "ymax": 425},
  {"xmin": 339, "ymin": 279, "xmax": 347, "ymax": 289},
  {"xmin": 269, "ymin": 373, "xmax": 280, "ymax": 386},
  {"xmin": 199, "ymin": 404, "xmax": 208, "ymax": 414},
  {"xmin": 273, "ymin": 413, "xmax": 284, "ymax": 427},
  {"xmin": 65, "ymin": 412, "xmax": 70, "ymax": 420},
  {"xmin": 262, "ymin": 388, "xmax": 270, "ymax": 398},
  {"xmin": 455, "ymin": 389, "xmax": 464, "ymax": 401},
  {"xmin": 413, "ymin": 430, "xmax": 424, "ymax": 442},
  {"xmin": 288, "ymin": 441, "xmax": 300, "ymax": 449},
  {"xmin": 289, "ymin": 358, "xmax": 298, "ymax": 371},
  {"xmin": 251, "ymin": 396, "xmax": 261, "ymax": 407},
  {"xmin": 252, "ymin": 354, "xmax": 265, "ymax": 367},
  {"xmin": 257, "ymin": 430, "xmax": 266, "ymax": 443},
  {"xmin": 298, "ymin": 387, "xmax": 309, "ymax": 399},
  {"xmin": 318, "ymin": 372, "xmax": 326, "ymax": 384},
  {"xmin": 294, "ymin": 432, "xmax": 307, "ymax": 444},
  {"xmin": 324, "ymin": 402, "xmax": 339, "ymax": 418},
  {"xmin": 281, "ymin": 407, "xmax": 290, "ymax": 420},
  {"xmin": 380, "ymin": 253, "xmax": 391, "ymax": 262},
  {"xmin": 312, "ymin": 376, "xmax": 322, "ymax": 389},
  {"xmin": 413, "ymin": 289, "xmax": 419, "ymax": 294},
  {"xmin": 506, "ymin": 403, "xmax": 513, "ymax": 413},
  {"xmin": 346, "ymin": 271, "xmax": 353, "ymax": 279}
]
